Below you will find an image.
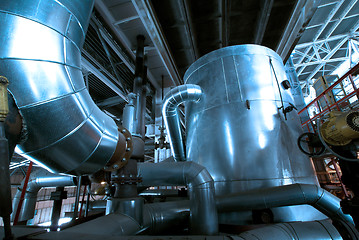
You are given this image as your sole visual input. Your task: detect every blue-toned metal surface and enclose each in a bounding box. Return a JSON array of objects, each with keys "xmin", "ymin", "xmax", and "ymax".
[
  {"xmin": 138, "ymin": 162, "xmax": 218, "ymax": 235},
  {"xmin": 162, "ymin": 84, "xmax": 203, "ymax": 161},
  {"xmin": 285, "ymin": 56, "xmax": 310, "ymax": 123},
  {"xmin": 11, "ymin": 169, "xmax": 76, "ymax": 222},
  {"xmin": 183, "ymin": 44, "xmax": 324, "ymax": 224},
  {"xmin": 237, "ymin": 220, "xmax": 343, "ymax": 240},
  {"xmin": 0, "ymin": 0, "xmax": 119, "ymax": 175}
]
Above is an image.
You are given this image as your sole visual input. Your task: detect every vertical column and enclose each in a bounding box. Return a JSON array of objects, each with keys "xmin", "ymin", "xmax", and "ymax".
[
  {"xmin": 285, "ymin": 56, "xmax": 310, "ymax": 123},
  {"xmin": 133, "ymin": 35, "xmax": 146, "ymax": 138},
  {"xmin": 0, "ymin": 76, "xmax": 14, "ymax": 240},
  {"xmin": 50, "ymin": 187, "xmax": 67, "ymax": 231}
]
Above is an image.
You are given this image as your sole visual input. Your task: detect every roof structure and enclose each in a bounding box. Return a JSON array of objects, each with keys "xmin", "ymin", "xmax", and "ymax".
[{"xmin": 291, "ymin": 0, "xmax": 359, "ymax": 96}]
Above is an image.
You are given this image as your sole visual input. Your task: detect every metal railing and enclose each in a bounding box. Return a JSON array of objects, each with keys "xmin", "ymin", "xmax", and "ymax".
[{"xmin": 298, "ymin": 62, "xmax": 359, "ymax": 132}]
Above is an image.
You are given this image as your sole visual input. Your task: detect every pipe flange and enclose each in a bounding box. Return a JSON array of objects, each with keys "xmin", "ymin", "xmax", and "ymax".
[{"xmin": 104, "ymin": 126, "xmax": 133, "ymax": 172}]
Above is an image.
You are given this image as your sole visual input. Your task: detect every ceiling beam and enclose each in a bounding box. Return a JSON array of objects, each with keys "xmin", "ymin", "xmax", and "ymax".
[
  {"xmin": 96, "ymin": 96, "xmax": 126, "ymax": 107},
  {"xmin": 303, "ymin": 36, "xmax": 348, "ymax": 82},
  {"xmin": 179, "ymin": 0, "xmax": 199, "ymax": 60},
  {"xmin": 296, "ymin": 19, "xmax": 359, "ymax": 76},
  {"xmin": 322, "ymin": 0, "xmax": 358, "ymax": 40},
  {"xmin": 294, "ymin": 57, "xmax": 348, "ymax": 67},
  {"xmin": 276, "ymin": 0, "xmax": 320, "ymax": 61},
  {"xmin": 113, "ymin": 15, "xmax": 140, "ymax": 25},
  {"xmin": 90, "ymin": 16, "xmax": 135, "ymax": 74},
  {"xmin": 295, "ymin": 0, "xmax": 350, "ymax": 66},
  {"xmin": 295, "ymin": 32, "xmax": 358, "ymax": 49},
  {"xmin": 81, "ymin": 56, "xmax": 128, "ymax": 102},
  {"xmin": 220, "ymin": 0, "xmax": 230, "ymax": 47},
  {"xmin": 132, "ymin": 0, "xmax": 182, "ymax": 86},
  {"xmin": 90, "ymin": 12, "xmax": 160, "ymax": 90},
  {"xmin": 253, "ymin": 0, "xmax": 273, "ymax": 44}
]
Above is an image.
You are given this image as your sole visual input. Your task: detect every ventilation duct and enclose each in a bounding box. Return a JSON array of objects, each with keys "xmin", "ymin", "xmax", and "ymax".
[{"xmin": 0, "ymin": 0, "xmax": 125, "ymax": 175}]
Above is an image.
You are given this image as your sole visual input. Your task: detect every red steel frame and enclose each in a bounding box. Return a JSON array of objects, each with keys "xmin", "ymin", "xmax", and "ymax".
[
  {"xmin": 298, "ymin": 62, "xmax": 359, "ymax": 132},
  {"xmin": 298, "ymin": 62, "xmax": 359, "ymax": 197}
]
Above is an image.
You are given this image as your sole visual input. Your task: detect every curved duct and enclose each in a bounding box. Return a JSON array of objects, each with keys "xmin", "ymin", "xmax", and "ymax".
[
  {"xmin": 162, "ymin": 84, "xmax": 203, "ymax": 161},
  {"xmin": 137, "ymin": 161, "xmax": 218, "ymax": 235},
  {"xmin": 0, "ymin": 0, "xmax": 123, "ymax": 175},
  {"xmin": 11, "ymin": 169, "xmax": 76, "ymax": 222},
  {"xmin": 216, "ymin": 183, "xmax": 353, "ymax": 225},
  {"xmin": 63, "ymin": 200, "xmax": 190, "ymax": 236}
]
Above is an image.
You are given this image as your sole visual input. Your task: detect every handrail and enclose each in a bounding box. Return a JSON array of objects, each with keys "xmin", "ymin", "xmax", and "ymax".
[
  {"xmin": 298, "ymin": 62, "xmax": 359, "ymax": 115},
  {"xmin": 298, "ymin": 62, "xmax": 359, "ymax": 132}
]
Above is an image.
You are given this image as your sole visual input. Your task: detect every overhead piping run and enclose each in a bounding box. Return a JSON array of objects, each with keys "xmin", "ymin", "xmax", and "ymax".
[
  {"xmin": 11, "ymin": 169, "xmax": 77, "ymax": 222},
  {"xmin": 137, "ymin": 161, "xmax": 218, "ymax": 235},
  {"xmin": 162, "ymin": 84, "xmax": 203, "ymax": 161},
  {"xmin": 0, "ymin": 0, "xmax": 127, "ymax": 174},
  {"xmin": 216, "ymin": 183, "xmax": 354, "ymax": 225}
]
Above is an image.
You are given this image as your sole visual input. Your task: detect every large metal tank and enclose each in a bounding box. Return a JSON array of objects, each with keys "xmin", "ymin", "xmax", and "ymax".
[{"xmin": 184, "ymin": 45, "xmax": 325, "ymax": 224}]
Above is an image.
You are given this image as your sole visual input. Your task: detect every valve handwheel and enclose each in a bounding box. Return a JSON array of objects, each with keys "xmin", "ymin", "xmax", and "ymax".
[{"xmin": 297, "ymin": 132, "xmax": 325, "ymax": 157}]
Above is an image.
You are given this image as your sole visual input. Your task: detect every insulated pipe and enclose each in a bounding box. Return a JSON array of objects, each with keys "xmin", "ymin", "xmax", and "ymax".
[
  {"xmin": 143, "ymin": 200, "xmax": 190, "ymax": 234},
  {"xmin": 63, "ymin": 200, "xmax": 190, "ymax": 236},
  {"xmin": 11, "ymin": 169, "xmax": 77, "ymax": 222},
  {"xmin": 237, "ymin": 220, "xmax": 343, "ymax": 240},
  {"xmin": 138, "ymin": 162, "xmax": 218, "ymax": 235},
  {"xmin": 216, "ymin": 183, "xmax": 354, "ymax": 225},
  {"xmin": 162, "ymin": 84, "xmax": 203, "ymax": 161},
  {"xmin": 0, "ymin": 0, "xmax": 123, "ymax": 175},
  {"xmin": 63, "ymin": 213, "xmax": 142, "ymax": 236}
]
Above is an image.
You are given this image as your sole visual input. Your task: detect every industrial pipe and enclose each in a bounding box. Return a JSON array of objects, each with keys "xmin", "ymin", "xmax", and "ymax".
[
  {"xmin": 237, "ymin": 220, "xmax": 344, "ymax": 240},
  {"xmin": 0, "ymin": 76, "xmax": 13, "ymax": 239},
  {"xmin": 143, "ymin": 200, "xmax": 189, "ymax": 234},
  {"xmin": 216, "ymin": 183, "xmax": 354, "ymax": 225},
  {"xmin": 0, "ymin": 0, "xmax": 127, "ymax": 175},
  {"xmin": 162, "ymin": 84, "xmax": 203, "ymax": 161},
  {"xmin": 133, "ymin": 35, "xmax": 146, "ymax": 138},
  {"xmin": 63, "ymin": 200, "xmax": 190, "ymax": 236},
  {"xmin": 138, "ymin": 162, "xmax": 218, "ymax": 235},
  {"xmin": 63, "ymin": 212, "xmax": 141, "ymax": 236},
  {"xmin": 11, "ymin": 169, "xmax": 77, "ymax": 222}
]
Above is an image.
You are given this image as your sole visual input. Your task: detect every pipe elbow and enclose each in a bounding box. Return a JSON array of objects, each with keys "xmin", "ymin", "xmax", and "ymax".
[
  {"xmin": 162, "ymin": 84, "xmax": 203, "ymax": 116},
  {"xmin": 183, "ymin": 162, "xmax": 214, "ymax": 188},
  {"xmin": 297, "ymin": 184, "xmax": 354, "ymax": 224},
  {"xmin": 162, "ymin": 84, "xmax": 203, "ymax": 161},
  {"xmin": 25, "ymin": 171, "xmax": 44, "ymax": 194},
  {"xmin": 0, "ymin": 0, "xmax": 121, "ymax": 175},
  {"xmin": 297, "ymin": 184, "xmax": 323, "ymax": 204}
]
